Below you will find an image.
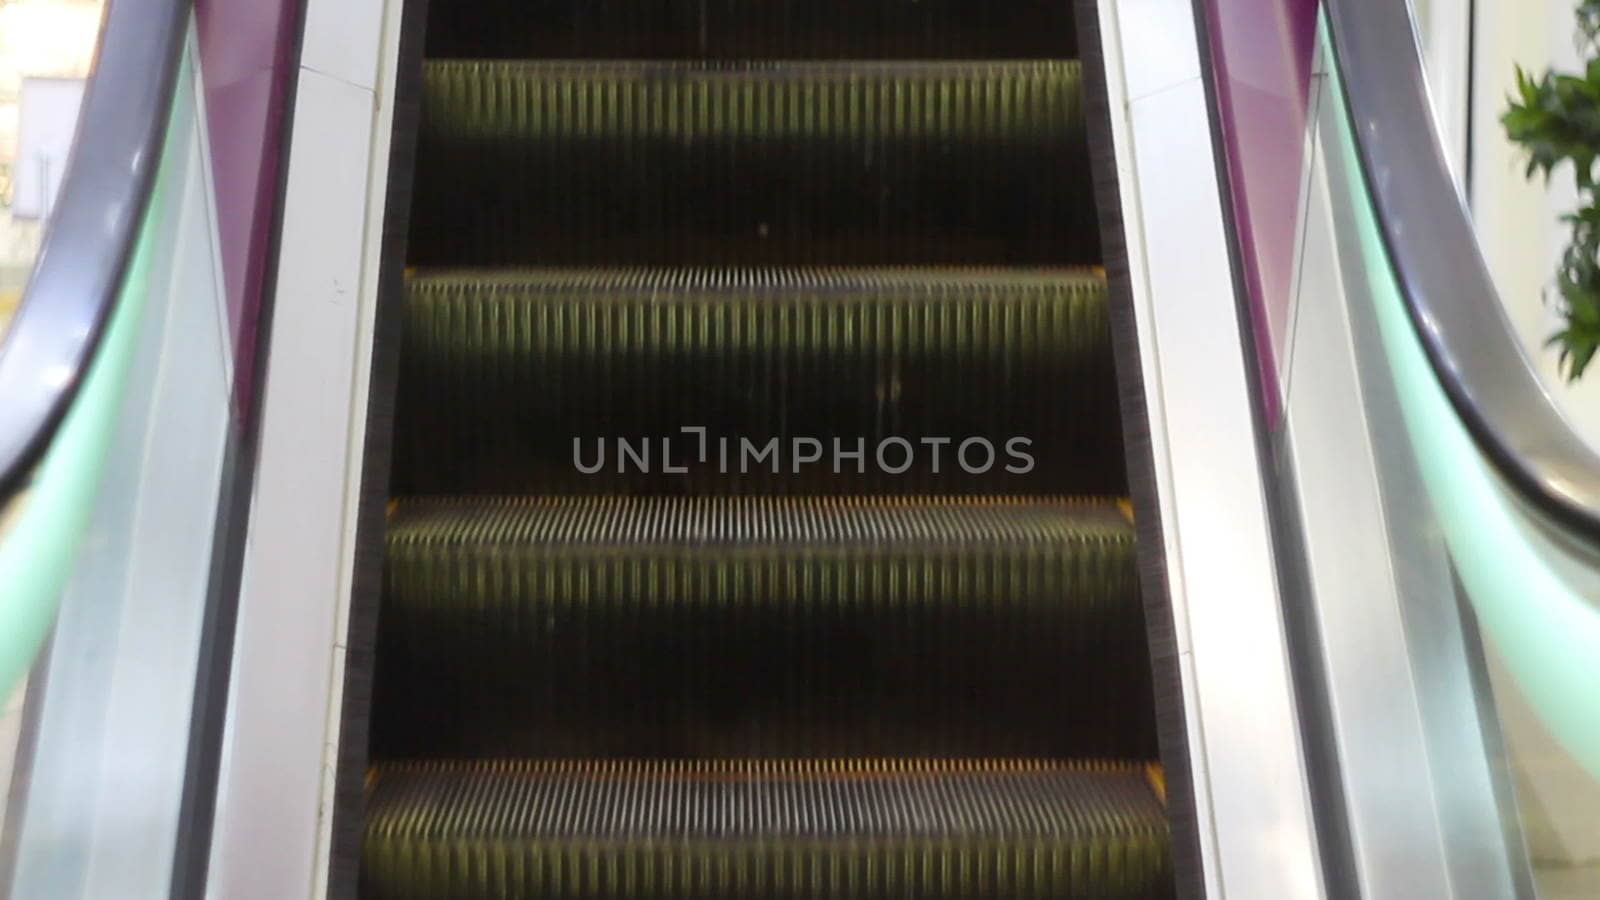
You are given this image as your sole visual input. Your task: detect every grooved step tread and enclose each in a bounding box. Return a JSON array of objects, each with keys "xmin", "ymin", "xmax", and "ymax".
[
  {"xmin": 393, "ymin": 267, "xmax": 1124, "ymax": 496},
  {"xmin": 409, "ymin": 61, "xmax": 1097, "ymax": 266},
  {"xmin": 374, "ymin": 1, "xmax": 1168, "ymax": 893},
  {"xmin": 423, "ymin": 0, "xmax": 1078, "ymax": 60},
  {"xmin": 372, "ymin": 497, "xmax": 1155, "ymax": 759},
  {"xmin": 362, "ymin": 759, "xmax": 1173, "ymax": 899}
]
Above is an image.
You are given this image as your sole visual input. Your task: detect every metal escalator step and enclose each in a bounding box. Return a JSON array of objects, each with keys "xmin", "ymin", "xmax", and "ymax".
[
  {"xmin": 408, "ymin": 61, "xmax": 1097, "ymax": 267},
  {"xmin": 362, "ymin": 758, "xmax": 1173, "ymax": 899},
  {"xmin": 422, "ymin": 0, "xmax": 1078, "ymax": 60},
  {"xmin": 372, "ymin": 496, "xmax": 1155, "ymax": 759},
  {"xmin": 392, "ymin": 267, "xmax": 1125, "ymax": 496}
]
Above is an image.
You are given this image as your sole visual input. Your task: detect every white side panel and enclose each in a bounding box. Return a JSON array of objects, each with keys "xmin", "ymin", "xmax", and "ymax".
[
  {"xmin": 1118, "ymin": 0, "xmax": 1202, "ymax": 102},
  {"xmin": 1095, "ymin": 1, "xmax": 1325, "ymax": 896},
  {"xmin": 206, "ymin": 0, "xmax": 402, "ymax": 895},
  {"xmin": 300, "ymin": 0, "xmax": 387, "ymax": 92}
]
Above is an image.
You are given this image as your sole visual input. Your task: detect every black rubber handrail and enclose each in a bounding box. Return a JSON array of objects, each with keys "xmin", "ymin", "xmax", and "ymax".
[
  {"xmin": 0, "ymin": 0, "xmax": 192, "ymax": 502},
  {"xmin": 1325, "ymin": 0, "xmax": 1600, "ymax": 542}
]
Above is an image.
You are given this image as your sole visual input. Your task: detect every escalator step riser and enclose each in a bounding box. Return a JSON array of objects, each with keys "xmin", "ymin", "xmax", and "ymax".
[
  {"xmin": 362, "ymin": 759, "xmax": 1173, "ymax": 900},
  {"xmin": 372, "ymin": 497, "xmax": 1156, "ymax": 759},
  {"xmin": 392, "ymin": 268, "xmax": 1126, "ymax": 496},
  {"xmin": 423, "ymin": 0, "xmax": 1077, "ymax": 60},
  {"xmin": 408, "ymin": 61, "xmax": 1098, "ymax": 267}
]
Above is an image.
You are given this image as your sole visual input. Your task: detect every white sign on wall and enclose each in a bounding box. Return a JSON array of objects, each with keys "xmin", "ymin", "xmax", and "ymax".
[{"xmin": 12, "ymin": 76, "xmax": 86, "ymax": 222}]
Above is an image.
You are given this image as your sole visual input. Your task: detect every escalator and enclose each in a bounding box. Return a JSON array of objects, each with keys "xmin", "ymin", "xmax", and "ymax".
[
  {"xmin": 12, "ymin": 0, "xmax": 1600, "ymax": 895},
  {"xmin": 358, "ymin": 1, "xmax": 1174, "ymax": 896}
]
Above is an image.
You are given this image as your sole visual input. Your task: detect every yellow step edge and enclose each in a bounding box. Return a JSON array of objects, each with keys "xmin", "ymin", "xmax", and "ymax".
[{"xmin": 1145, "ymin": 762, "xmax": 1166, "ymax": 805}]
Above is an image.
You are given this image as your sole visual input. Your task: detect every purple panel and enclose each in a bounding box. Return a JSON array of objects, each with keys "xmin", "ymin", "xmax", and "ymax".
[
  {"xmin": 1202, "ymin": 0, "xmax": 1319, "ymax": 426},
  {"xmin": 195, "ymin": 0, "xmax": 301, "ymax": 415}
]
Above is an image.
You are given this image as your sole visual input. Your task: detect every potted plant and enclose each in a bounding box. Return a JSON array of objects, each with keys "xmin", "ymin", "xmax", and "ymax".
[{"xmin": 1504, "ymin": 0, "xmax": 1600, "ymax": 379}]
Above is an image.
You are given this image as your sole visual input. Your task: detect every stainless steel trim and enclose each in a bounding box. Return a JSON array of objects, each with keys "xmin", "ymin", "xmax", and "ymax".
[
  {"xmin": 1300, "ymin": 63, "xmax": 1528, "ymax": 895},
  {"xmin": 1325, "ymin": 0, "xmax": 1600, "ymax": 541},
  {"xmin": 3, "ymin": 33, "xmax": 239, "ymax": 896},
  {"xmin": 0, "ymin": 0, "xmax": 191, "ymax": 501},
  {"xmin": 204, "ymin": 0, "xmax": 403, "ymax": 895},
  {"xmin": 1097, "ymin": 0, "xmax": 1328, "ymax": 894}
]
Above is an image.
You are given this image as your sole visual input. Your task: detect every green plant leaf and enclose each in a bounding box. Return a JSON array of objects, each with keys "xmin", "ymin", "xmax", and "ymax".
[{"xmin": 1505, "ymin": 5, "xmax": 1600, "ymax": 380}]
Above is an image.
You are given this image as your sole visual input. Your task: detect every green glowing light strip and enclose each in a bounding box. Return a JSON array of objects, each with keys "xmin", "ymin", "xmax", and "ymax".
[
  {"xmin": 0, "ymin": 76, "xmax": 179, "ymax": 704},
  {"xmin": 1324, "ymin": 15, "xmax": 1600, "ymax": 778}
]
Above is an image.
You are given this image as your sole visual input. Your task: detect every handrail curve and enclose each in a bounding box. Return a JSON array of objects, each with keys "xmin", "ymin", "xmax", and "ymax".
[
  {"xmin": 1325, "ymin": 0, "xmax": 1600, "ymax": 542},
  {"xmin": 0, "ymin": 0, "xmax": 192, "ymax": 501}
]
